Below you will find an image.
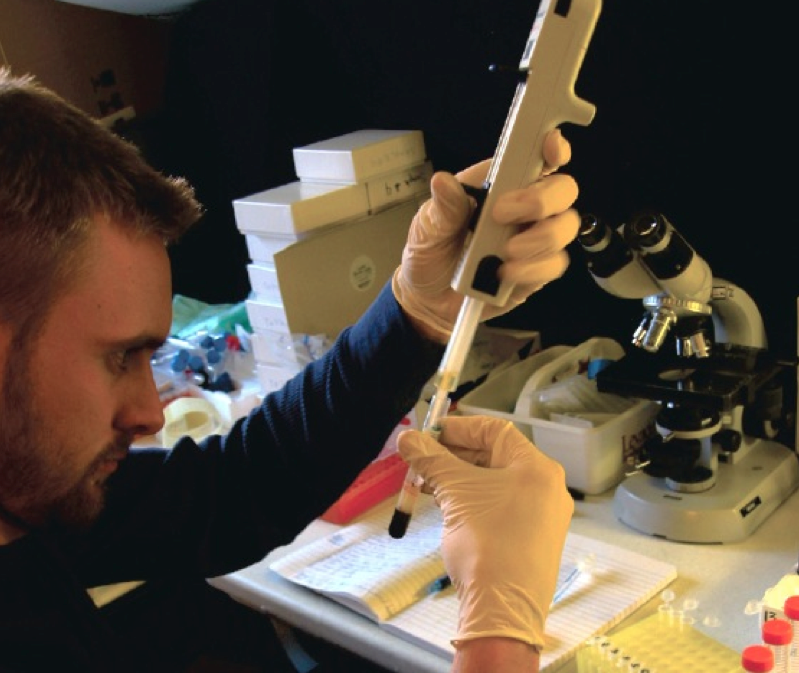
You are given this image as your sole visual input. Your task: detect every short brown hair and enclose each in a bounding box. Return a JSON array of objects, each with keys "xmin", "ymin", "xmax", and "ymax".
[{"xmin": 0, "ymin": 67, "xmax": 202, "ymax": 331}]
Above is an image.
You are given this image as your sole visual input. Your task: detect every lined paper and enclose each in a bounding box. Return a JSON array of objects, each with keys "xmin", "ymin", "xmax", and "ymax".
[
  {"xmin": 271, "ymin": 498, "xmax": 445, "ymax": 621},
  {"xmin": 384, "ymin": 531, "xmax": 678, "ymax": 671},
  {"xmin": 271, "ymin": 495, "xmax": 677, "ymax": 671}
]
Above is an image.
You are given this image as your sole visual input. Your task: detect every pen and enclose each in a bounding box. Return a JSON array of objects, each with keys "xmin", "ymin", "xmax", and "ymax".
[{"xmin": 427, "ymin": 575, "xmax": 452, "ymax": 594}]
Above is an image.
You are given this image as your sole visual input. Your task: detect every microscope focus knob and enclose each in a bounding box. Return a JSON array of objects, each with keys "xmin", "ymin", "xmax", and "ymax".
[
  {"xmin": 639, "ymin": 434, "xmax": 701, "ymax": 479},
  {"xmin": 714, "ymin": 428, "xmax": 742, "ymax": 453}
]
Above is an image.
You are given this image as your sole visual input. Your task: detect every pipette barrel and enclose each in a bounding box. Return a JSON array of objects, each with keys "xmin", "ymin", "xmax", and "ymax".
[{"xmin": 388, "ymin": 297, "xmax": 484, "ymax": 538}]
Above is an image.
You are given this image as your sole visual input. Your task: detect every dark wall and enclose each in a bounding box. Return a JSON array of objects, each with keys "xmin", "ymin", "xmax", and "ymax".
[{"xmin": 158, "ymin": 0, "xmax": 797, "ymax": 359}]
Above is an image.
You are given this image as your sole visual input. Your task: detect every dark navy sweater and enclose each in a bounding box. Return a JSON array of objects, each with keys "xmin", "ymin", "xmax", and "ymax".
[{"xmin": 0, "ymin": 283, "xmax": 443, "ymax": 672}]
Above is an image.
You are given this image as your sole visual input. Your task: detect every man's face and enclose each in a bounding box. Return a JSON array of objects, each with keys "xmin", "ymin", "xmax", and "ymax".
[{"xmin": 0, "ymin": 217, "xmax": 172, "ymax": 533}]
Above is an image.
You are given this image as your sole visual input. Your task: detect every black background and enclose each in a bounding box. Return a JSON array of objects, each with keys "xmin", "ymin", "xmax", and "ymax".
[{"xmin": 154, "ymin": 0, "xmax": 797, "ymax": 360}]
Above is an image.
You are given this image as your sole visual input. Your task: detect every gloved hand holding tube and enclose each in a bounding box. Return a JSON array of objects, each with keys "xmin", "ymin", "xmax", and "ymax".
[{"xmin": 396, "ymin": 415, "xmax": 574, "ymax": 653}]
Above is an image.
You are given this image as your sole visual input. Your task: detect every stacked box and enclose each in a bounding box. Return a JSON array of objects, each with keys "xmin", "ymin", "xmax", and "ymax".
[
  {"xmin": 232, "ymin": 129, "xmax": 431, "ymax": 394},
  {"xmin": 292, "ymin": 129, "xmax": 427, "ymax": 184}
]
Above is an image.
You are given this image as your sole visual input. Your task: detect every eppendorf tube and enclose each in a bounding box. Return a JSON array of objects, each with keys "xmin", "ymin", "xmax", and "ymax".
[{"xmin": 388, "ymin": 296, "xmax": 484, "ymax": 539}]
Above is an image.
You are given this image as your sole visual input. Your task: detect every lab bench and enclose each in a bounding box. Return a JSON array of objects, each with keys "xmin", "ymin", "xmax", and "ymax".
[{"xmin": 208, "ymin": 484, "xmax": 799, "ymax": 673}]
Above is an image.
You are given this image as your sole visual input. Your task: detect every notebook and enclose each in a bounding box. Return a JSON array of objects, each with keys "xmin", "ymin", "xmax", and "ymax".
[{"xmin": 269, "ymin": 495, "xmax": 677, "ymax": 671}]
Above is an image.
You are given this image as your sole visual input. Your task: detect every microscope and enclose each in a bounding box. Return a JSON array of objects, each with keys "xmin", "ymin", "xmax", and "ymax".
[{"xmin": 578, "ymin": 211, "xmax": 799, "ymax": 543}]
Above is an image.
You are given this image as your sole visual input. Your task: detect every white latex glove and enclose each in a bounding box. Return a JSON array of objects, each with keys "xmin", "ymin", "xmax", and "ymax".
[
  {"xmin": 396, "ymin": 415, "xmax": 574, "ymax": 650},
  {"xmin": 392, "ymin": 130, "xmax": 579, "ymax": 342}
]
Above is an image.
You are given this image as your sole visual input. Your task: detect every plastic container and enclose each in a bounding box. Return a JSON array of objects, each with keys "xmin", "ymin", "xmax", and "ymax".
[
  {"xmin": 320, "ymin": 412, "xmax": 417, "ymax": 524},
  {"xmin": 458, "ymin": 339, "xmax": 659, "ymax": 494},
  {"xmin": 320, "ymin": 453, "xmax": 408, "ymax": 524}
]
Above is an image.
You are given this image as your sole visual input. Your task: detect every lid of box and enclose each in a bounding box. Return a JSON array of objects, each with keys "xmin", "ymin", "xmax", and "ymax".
[{"xmin": 54, "ymin": 0, "xmax": 199, "ymax": 15}]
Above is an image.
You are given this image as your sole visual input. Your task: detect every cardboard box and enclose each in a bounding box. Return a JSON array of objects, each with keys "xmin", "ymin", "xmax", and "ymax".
[
  {"xmin": 245, "ymin": 297, "xmax": 290, "ymax": 336},
  {"xmin": 256, "ymin": 362, "xmax": 301, "ymax": 395},
  {"xmin": 244, "ymin": 232, "xmax": 306, "ymax": 265},
  {"xmin": 365, "ymin": 161, "xmax": 433, "ymax": 213},
  {"xmin": 0, "ymin": 0, "xmax": 171, "ymax": 120},
  {"xmin": 272, "ymin": 197, "xmax": 419, "ymax": 338},
  {"xmin": 53, "ymin": 0, "xmax": 194, "ymax": 15},
  {"xmin": 292, "ymin": 129, "xmax": 427, "ymax": 183},
  {"xmin": 246, "ymin": 263, "xmax": 282, "ymax": 304},
  {"xmin": 233, "ymin": 181, "xmax": 371, "ymax": 237}
]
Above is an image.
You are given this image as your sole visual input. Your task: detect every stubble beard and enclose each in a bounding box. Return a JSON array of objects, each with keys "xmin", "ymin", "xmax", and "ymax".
[{"xmin": 0, "ymin": 344, "xmax": 126, "ymax": 533}]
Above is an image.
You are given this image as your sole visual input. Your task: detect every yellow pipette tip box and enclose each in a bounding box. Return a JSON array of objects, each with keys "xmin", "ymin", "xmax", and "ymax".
[{"xmin": 576, "ymin": 612, "xmax": 741, "ymax": 673}]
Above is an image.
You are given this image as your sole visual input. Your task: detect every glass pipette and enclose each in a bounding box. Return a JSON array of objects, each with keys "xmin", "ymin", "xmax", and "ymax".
[{"xmin": 388, "ymin": 295, "xmax": 484, "ymax": 538}]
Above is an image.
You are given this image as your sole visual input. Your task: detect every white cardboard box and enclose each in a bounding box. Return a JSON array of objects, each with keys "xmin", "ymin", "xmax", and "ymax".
[
  {"xmin": 366, "ymin": 161, "xmax": 432, "ymax": 213},
  {"xmin": 240, "ymin": 161, "xmax": 431, "ymax": 266},
  {"xmin": 243, "ymin": 232, "xmax": 305, "ymax": 265},
  {"xmin": 256, "ymin": 362, "xmax": 302, "ymax": 395},
  {"xmin": 250, "ymin": 330, "xmax": 294, "ymax": 367},
  {"xmin": 234, "ymin": 160, "xmax": 432, "ymax": 239},
  {"xmin": 245, "ymin": 296, "xmax": 289, "ymax": 335},
  {"xmin": 292, "ymin": 129, "xmax": 426, "ymax": 183},
  {"xmin": 246, "ymin": 263, "xmax": 282, "ymax": 305},
  {"xmin": 458, "ymin": 344, "xmax": 659, "ymax": 495},
  {"xmin": 233, "ymin": 181, "xmax": 370, "ymax": 236}
]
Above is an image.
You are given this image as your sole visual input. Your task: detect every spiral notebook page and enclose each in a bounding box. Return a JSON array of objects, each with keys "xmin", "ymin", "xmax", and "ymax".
[
  {"xmin": 270, "ymin": 497, "xmax": 446, "ymax": 622},
  {"xmin": 271, "ymin": 496, "xmax": 677, "ymax": 671},
  {"xmin": 383, "ymin": 531, "xmax": 678, "ymax": 671}
]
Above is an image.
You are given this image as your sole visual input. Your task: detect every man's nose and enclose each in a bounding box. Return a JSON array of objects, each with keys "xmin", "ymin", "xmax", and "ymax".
[{"xmin": 116, "ymin": 371, "xmax": 166, "ymax": 439}]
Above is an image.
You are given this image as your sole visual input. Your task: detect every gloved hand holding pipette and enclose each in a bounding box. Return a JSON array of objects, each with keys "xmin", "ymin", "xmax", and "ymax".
[
  {"xmin": 391, "ymin": 129, "xmax": 579, "ymax": 344},
  {"xmin": 396, "ymin": 415, "xmax": 574, "ymax": 656},
  {"xmin": 388, "ymin": 129, "xmax": 579, "ymax": 539}
]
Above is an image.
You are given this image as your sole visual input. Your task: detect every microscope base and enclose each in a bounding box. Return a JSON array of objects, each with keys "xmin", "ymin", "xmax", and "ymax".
[{"xmin": 613, "ymin": 439, "xmax": 799, "ymax": 543}]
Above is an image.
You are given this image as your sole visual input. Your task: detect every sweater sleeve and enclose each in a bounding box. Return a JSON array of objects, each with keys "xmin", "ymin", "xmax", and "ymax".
[{"xmin": 72, "ymin": 282, "xmax": 444, "ymax": 584}]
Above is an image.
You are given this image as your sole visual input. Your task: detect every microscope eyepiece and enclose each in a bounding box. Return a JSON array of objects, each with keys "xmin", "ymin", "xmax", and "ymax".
[
  {"xmin": 623, "ymin": 211, "xmax": 697, "ymax": 282},
  {"xmin": 624, "ymin": 211, "xmax": 667, "ymax": 248},
  {"xmin": 578, "ymin": 213, "xmax": 605, "ymax": 247},
  {"xmin": 577, "ymin": 213, "xmax": 637, "ymax": 279}
]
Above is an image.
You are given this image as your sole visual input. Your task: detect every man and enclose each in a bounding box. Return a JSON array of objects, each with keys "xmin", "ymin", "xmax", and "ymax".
[{"xmin": 0, "ymin": 67, "xmax": 576, "ymax": 673}]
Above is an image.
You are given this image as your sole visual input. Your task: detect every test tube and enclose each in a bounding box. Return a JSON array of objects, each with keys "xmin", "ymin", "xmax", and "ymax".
[
  {"xmin": 742, "ymin": 644, "xmax": 775, "ymax": 672},
  {"xmin": 762, "ymin": 619, "xmax": 792, "ymax": 673},
  {"xmin": 388, "ymin": 390, "xmax": 450, "ymax": 538},
  {"xmin": 783, "ymin": 596, "xmax": 799, "ymax": 672}
]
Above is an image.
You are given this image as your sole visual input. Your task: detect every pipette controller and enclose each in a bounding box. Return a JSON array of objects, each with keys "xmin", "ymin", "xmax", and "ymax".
[{"xmin": 388, "ymin": 0, "xmax": 602, "ymax": 538}]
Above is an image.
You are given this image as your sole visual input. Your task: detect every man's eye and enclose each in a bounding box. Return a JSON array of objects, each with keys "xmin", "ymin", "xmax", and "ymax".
[{"xmin": 112, "ymin": 351, "xmax": 131, "ymax": 370}]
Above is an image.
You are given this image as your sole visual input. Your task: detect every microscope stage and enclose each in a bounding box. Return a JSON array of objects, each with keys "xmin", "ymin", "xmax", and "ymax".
[{"xmin": 597, "ymin": 344, "xmax": 790, "ymax": 412}]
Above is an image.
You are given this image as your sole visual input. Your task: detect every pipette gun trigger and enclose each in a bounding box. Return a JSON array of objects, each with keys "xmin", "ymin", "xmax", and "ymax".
[
  {"xmin": 455, "ymin": 182, "xmax": 505, "ymax": 299},
  {"xmin": 459, "ymin": 182, "xmax": 489, "ymax": 231}
]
